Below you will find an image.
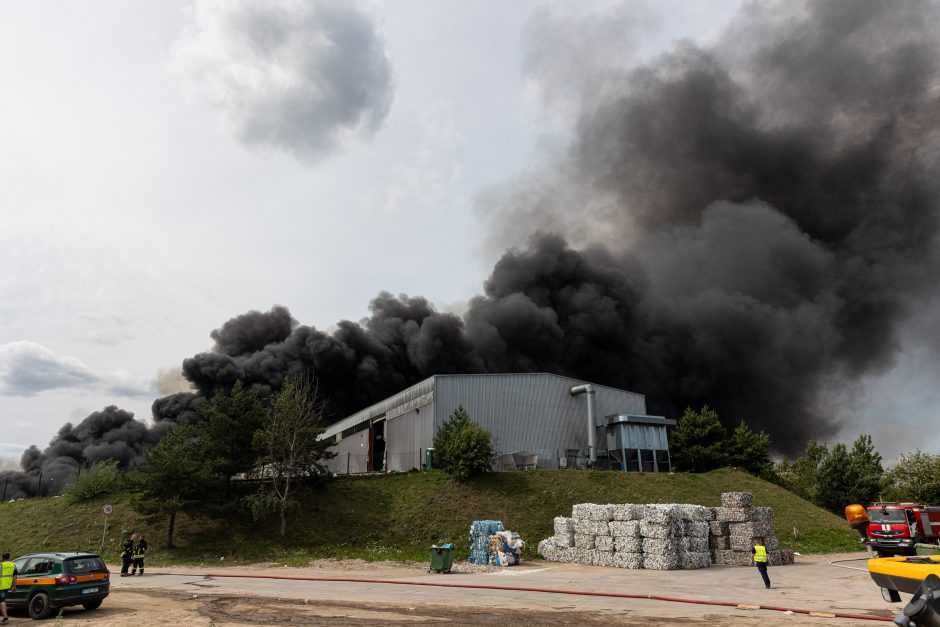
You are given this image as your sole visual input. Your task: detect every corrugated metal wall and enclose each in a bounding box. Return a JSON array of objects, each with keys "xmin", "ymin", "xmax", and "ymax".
[
  {"xmin": 608, "ymin": 423, "xmax": 670, "ymax": 450},
  {"xmin": 326, "ymin": 429, "xmax": 370, "ymax": 474},
  {"xmin": 324, "ymin": 373, "xmax": 648, "ymax": 473},
  {"xmin": 385, "ymin": 401, "xmax": 434, "ymax": 471},
  {"xmin": 433, "ymin": 374, "xmax": 647, "ymax": 469}
]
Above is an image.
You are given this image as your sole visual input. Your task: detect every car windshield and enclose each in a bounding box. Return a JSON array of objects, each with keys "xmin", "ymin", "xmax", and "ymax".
[
  {"xmin": 65, "ymin": 557, "xmax": 106, "ymax": 573},
  {"xmin": 870, "ymin": 509, "xmax": 907, "ymax": 523}
]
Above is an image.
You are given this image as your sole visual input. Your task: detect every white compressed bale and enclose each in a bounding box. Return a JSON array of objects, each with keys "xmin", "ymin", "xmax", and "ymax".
[
  {"xmin": 594, "ymin": 550, "xmax": 616, "ymax": 567},
  {"xmin": 729, "ymin": 522, "xmax": 756, "ymax": 538},
  {"xmin": 573, "ymin": 548, "xmax": 596, "ymax": 565},
  {"xmin": 750, "ymin": 508, "xmax": 775, "ymax": 536},
  {"xmin": 594, "ymin": 535, "xmax": 614, "ymax": 551},
  {"xmin": 730, "ymin": 535, "xmax": 755, "ymax": 552},
  {"xmin": 611, "ymin": 504, "xmax": 648, "ymax": 521},
  {"xmin": 643, "ymin": 537, "xmax": 680, "ymax": 554},
  {"xmin": 709, "ymin": 521, "xmax": 729, "ymax": 536},
  {"xmin": 644, "ymin": 504, "xmax": 681, "ymax": 524},
  {"xmin": 688, "ymin": 536, "xmax": 709, "ymax": 552},
  {"xmin": 715, "ymin": 507, "xmax": 751, "ymax": 522},
  {"xmin": 721, "ymin": 492, "xmax": 753, "ymax": 508},
  {"xmin": 554, "ymin": 517, "xmax": 575, "ymax": 535},
  {"xmin": 691, "ymin": 521, "xmax": 710, "ymax": 537},
  {"xmin": 575, "ymin": 520, "xmax": 610, "ymax": 536},
  {"xmin": 553, "ymin": 532, "xmax": 575, "ymax": 548},
  {"xmin": 614, "ymin": 537, "xmax": 643, "ymax": 553},
  {"xmin": 765, "ymin": 536, "xmax": 780, "ymax": 551},
  {"xmin": 640, "ymin": 520, "xmax": 680, "ymax": 539},
  {"xmin": 677, "ymin": 504, "xmax": 709, "ymax": 521},
  {"xmin": 609, "ymin": 521, "xmax": 641, "ymax": 538},
  {"xmin": 713, "ymin": 550, "xmax": 753, "ymax": 567},
  {"xmin": 612, "ymin": 552, "xmax": 644, "ymax": 569},
  {"xmin": 680, "ymin": 551, "xmax": 712, "ymax": 570},
  {"xmin": 571, "ymin": 503, "xmax": 594, "ymax": 520},
  {"xmin": 586, "ymin": 504, "xmax": 614, "ymax": 521},
  {"xmin": 709, "ymin": 535, "xmax": 730, "ymax": 550},
  {"xmin": 780, "ymin": 549, "xmax": 795, "ymax": 565},
  {"xmin": 537, "ymin": 538, "xmax": 555, "ymax": 560},
  {"xmin": 643, "ymin": 551, "xmax": 679, "ymax": 570},
  {"xmin": 575, "ymin": 534, "xmax": 595, "ymax": 550},
  {"xmin": 703, "ymin": 508, "xmax": 716, "ymax": 521}
]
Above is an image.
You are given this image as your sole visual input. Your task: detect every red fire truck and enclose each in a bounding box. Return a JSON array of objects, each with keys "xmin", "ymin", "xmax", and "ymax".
[{"xmin": 846, "ymin": 502, "xmax": 940, "ymax": 556}]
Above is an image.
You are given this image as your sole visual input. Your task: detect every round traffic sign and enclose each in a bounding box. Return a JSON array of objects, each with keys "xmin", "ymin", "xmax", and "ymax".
[{"xmin": 102, "ymin": 504, "xmax": 113, "ymax": 516}]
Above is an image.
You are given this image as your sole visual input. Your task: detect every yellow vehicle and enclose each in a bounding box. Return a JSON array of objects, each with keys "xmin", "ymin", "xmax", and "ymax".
[{"xmin": 869, "ymin": 555, "xmax": 940, "ymax": 601}]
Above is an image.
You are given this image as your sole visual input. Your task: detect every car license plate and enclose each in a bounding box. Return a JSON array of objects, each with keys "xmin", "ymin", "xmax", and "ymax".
[{"xmin": 82, "ymin": 587, "xmax": 98, "ymax": 594}]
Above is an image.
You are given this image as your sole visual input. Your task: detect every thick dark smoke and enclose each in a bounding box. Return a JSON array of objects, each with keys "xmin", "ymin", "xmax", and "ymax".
[
  {"xmin": 12, "ymin": 0, "xmax": 940, "ymax": 489},
  {"xmin": 169, "ymin": 1, "xmax": 940, "ymax": 453},
  {"xmin": 1, "ymin": 406, "xmax": 155, "ymax": 499}
]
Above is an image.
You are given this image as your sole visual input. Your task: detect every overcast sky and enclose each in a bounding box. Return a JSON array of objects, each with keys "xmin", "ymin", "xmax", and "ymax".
[{"xmin": 1, "ymin": 0, "xmax": 935, "ymax": 461}]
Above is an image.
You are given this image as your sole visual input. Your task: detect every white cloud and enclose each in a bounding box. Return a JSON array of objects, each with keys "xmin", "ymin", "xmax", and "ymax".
[
  {"xmin": 0, "ymin": 342, "xmax": 99, "ymax": 396},
  {"xmin": 0, "ymin": 342, "xmax": 152, "ymax": 398},
  {"xmin": 173, "ymin": 0, "xmax": 394, "ymax": 162}
]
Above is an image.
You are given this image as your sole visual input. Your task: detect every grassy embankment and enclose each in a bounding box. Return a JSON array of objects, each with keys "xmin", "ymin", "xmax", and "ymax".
[{"xmin": 0, "ymin": 468, "xmax": 859, "ymax": 566}]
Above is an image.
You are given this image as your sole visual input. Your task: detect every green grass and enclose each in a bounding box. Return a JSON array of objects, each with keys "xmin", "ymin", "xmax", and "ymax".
[{"xmin": 0, "ymin": 468, "xmax": 859, "ymax": 566}]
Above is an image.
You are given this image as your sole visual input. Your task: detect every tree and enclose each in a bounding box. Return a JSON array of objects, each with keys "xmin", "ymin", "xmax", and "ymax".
[
  {"xmin": 670, "ymin": 405, "xmax": 728, "ymax": 472},
  {"xmin": 199, "ymin": 380, "xmax": 266, "ymax": 486},
  {"xmin": 845, "ymin": 434, "xmax": 883, "ymax": 506},
  {"xmin": 883, "ymin": 450, "xmax": 940, "ymax": 503},
  {"xmin": 775, "ymin": 439, "xmax": 828, "ymax": 502},
  {"xmin": 433, "ymin": 405, "xmax": 495, "ymax": 482},
  {"xmin": 131, "ymin": 424, "xmax": 218, "ymax": 548},
  {"xmin": 728, "ymin": 421, "xmax": 772, "ymax": 476},
  {"xmin": 815, "ymin": 442, "xmax": 853, "ymax": 513},
  {"xmin": 249, "ymin": 377, "xmax": 334, "ymax": 537}
]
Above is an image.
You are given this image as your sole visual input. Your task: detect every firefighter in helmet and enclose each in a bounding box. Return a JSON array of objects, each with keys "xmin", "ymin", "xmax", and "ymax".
[{"xmin": 130, "ymin": 534, "xmax": 148, "ymax": 576}]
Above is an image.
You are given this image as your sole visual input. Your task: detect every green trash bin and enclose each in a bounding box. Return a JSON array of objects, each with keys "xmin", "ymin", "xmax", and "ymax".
[
  {"xmin": 429, "ymin": 544, "xmax": 454, "ymax": 573},
  {"xmin": 915, "ymin": 543, "xmax": 940, "ymax": 556},
  {"xmin": 425, "ymin": 448, "xmax": 436, "ymax": 469}
]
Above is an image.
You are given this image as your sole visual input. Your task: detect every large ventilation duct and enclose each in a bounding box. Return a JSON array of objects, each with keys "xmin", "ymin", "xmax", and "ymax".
[{"xmin": 569, "ymin": 384, "xmax": 597, "ymax": 466}]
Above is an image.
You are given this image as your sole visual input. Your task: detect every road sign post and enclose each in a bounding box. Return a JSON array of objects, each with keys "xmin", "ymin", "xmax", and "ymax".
[{"xmin": 100, "ymin": 504, "xmax": 113, "ymax": 555}]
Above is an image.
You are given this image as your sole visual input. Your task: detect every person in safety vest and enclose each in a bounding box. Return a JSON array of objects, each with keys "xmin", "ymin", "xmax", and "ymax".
[
  {"xmin": 121, "ymin": 533, "xmax": 136, "ymax": 577},
  {"xmin": 752, "ymin": 536, "xmax": 770, "ymax": 589},
  {"xmin": 0, "ymin": 552, "xmax": 17, "ymax": 624},
  {"xmin": 130, "ymin": 534, "xmax": 148, "ymax": 576}
]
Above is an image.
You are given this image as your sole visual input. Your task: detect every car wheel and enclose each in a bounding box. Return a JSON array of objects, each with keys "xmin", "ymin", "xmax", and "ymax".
[
  {"xmin": 28, "ymin": 591, "xmax": 52, "ymax": 620},
  {"xmin": 82, "ymin": 599, "xmax": 103, "ymax": 610}
]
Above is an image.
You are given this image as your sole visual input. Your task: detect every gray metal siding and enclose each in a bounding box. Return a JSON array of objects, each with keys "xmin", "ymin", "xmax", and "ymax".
[
  {"xmin": 325, "ymin": 430, "xmax": 370, "ymax": 474},
  {"xmin": 385, "ymin": 401, "xmax": 434, "ymax": 471},
  {"xmin": 322, "ymin": 376, "xmax": 435, "ymax": 440},
  {"xmin": 433, "ymin": 374, "xmax": 646, "ymax": 468},
  {"xmin": 610, "ymin": 424, "xmax": 670, "ymax": 450}
]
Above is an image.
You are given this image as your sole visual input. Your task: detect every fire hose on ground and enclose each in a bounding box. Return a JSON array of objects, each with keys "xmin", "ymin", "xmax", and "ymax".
[{"xmin": 198, "ymin": 572, "xmax": 896, "ymax": 622}]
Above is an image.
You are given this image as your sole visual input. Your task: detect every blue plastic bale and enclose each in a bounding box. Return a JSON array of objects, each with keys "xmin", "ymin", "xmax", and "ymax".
[{"xmin": 467, "ymin": 520, "xmax": 504, "ymax": 564}]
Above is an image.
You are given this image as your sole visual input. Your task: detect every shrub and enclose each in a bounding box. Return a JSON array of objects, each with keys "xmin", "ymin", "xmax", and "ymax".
[
  {"xmin": 433, "ymin": 406, "xmax": 495, "ymax": 482},
  {"xmin": 63, "ymin": 459, "xmax": 122, "ymax": 502}
]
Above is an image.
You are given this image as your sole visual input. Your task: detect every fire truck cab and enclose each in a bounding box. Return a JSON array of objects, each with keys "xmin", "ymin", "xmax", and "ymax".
[{"xmin": 864, "ymin": 503, "xmax": 940, "ymax": 556}]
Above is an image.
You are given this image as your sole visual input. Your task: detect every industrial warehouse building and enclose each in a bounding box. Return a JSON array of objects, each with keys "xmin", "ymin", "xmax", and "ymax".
[{"xmin": 321, "ymin": 373, "xmax": 676, "ymax": 474}]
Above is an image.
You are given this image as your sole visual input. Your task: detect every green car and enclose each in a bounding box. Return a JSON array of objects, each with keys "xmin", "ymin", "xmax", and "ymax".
[{"xmin": 6, "ymin": 552, "xmax": 110, "ymax": 620}]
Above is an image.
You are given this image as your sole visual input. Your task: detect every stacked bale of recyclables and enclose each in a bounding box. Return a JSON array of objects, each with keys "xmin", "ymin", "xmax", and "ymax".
[
  {"xmin": 709, "ymin": 492, "xmax": 794, "ymax": 566},
  {"xmin": 468, "ymin": 520, "xmax": 525, "ymax": 566},
  {"xmin": 538, "ymin": 502, "xmax": 711, "ymax": 570}
]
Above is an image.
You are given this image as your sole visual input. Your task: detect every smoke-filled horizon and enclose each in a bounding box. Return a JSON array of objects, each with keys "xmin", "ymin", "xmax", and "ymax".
[{"xmin": 5, "ymin": 0, "xmax": 940, "ymax": 495}]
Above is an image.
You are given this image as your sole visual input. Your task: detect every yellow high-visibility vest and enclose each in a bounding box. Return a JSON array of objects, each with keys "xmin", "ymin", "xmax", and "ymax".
[
  {"xmin": 0, "ymin": 561, "xmax": 15, "ymax": 590},
  {"xmin": 754, "ymin": 545, "xmax": 768, "ymax": 563}
]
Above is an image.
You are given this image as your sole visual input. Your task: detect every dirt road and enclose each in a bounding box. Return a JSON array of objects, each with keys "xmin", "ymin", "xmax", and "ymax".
[{"xmin": 4, "ymin": 553, "xmax": 902, "ymax": 625}]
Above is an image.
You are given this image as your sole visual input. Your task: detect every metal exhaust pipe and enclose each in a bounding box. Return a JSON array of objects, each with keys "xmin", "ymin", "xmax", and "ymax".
[{"xmin": 569, "ymin": 384, "xmax": 597, "ymax": 467}]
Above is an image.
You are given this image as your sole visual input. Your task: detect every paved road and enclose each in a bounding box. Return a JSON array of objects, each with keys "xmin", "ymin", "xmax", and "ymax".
[{"xmin": 96, "ymin": 552, "xmax": 900, "ymax": 625}]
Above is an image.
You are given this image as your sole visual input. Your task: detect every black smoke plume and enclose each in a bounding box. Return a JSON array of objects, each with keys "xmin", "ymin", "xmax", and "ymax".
[
  {"xmin": 169, "ymin": 1, "xmax": 940, "ymax": 453},
  {"xmin": 12, "ymin": 0, "xmax": 940, "ymax": 491},
  {"xmin": 1, "ymin": 406, "xmax": 155, "ymax": 499}
]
